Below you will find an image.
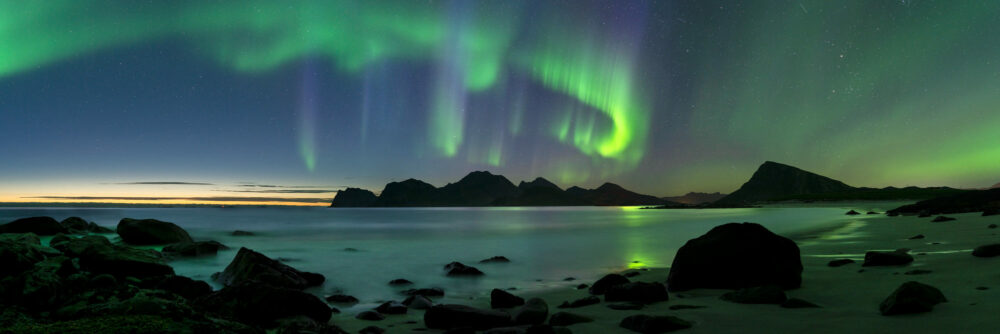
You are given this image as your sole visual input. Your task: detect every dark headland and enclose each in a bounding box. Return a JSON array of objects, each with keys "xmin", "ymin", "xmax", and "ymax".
[{"xmin": 330, "ymin": 171, "xmax": 678, "ymax": 207}]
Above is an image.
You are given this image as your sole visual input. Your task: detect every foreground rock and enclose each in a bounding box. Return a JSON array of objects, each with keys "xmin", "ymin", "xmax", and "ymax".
[
  {"xmin": 879, "ymin": 281, "xmax": 947, "ymax": 315},
  {"xmin": 492, "ymin": 288, "xmax": 525, "ymax": 308},
  {"xmin": 162, "ymin": 241, "xmax": 229, "ymax": 257},
  {"xmin": 195, "ymin": 281, "xmax": 332, "ymax": 326},
  {"xmin": 0, "ymin": 217, "xmax": 65, "ymax": 235},
  {"xmin": 215, "ymin": 247, "xmax": 324, "ymax": 289},
  {"xmin": 720, "ymin": 285, "xmax": 787, "ymax": 304},
  {"xmin": 51, "ymin": 235, "xmax": 174, "ymax": 278},
  {"xmin": 116, "ymin": 218, "xmax": 193, "ymax": 245},
  {"xmin": 424, "ymin": 304, "xmax": 512, "ymax": 330},
  {"xmin": 667, "ymin": 222, "xmax": 802, "ymax": 291},
  {"xmin": 605, "ymin": 282, "xmax": 669, "ymax": 304},
  {"xmin": 589, "ymin": 274, "xmax": 630, "ymax": 295},
  {"xmin": 972, "ymin": 244, "xmax": 1000, "ymax": 257},
  {"xmin": 863, "ymin": 250, "xmax": 913, "ymax": 266},
  {"xmin": 511, "ymin": 298, "xmax": 548, "ymax": 325},
  {"xmin": 0, "ymin": 233, "xmax": 59, "ymax": 277},
  {"xmin": 619, "ymin": 314, "xmax": 692, "ymax": 333}
]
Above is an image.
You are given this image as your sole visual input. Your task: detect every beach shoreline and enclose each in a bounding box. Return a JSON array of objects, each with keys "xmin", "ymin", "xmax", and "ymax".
[{"xmin": 331, "ymin": 212, "xmax": 1000, "ymax": 333}]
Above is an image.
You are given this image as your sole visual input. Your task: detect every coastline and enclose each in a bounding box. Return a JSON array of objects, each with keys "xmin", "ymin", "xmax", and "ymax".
[{"xmin": 331, "ymin": 212, "xmax": 1000, "ymax": 333}]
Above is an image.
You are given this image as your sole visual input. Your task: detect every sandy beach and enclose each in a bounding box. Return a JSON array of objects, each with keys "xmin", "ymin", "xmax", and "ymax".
[{"xmin": 332, "ymin": 212, "xmax": 1000, "ymax": 333}]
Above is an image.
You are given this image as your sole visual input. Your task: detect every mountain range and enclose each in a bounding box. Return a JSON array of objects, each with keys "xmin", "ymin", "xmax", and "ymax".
[
  {"xmin": 330, "ymin": 171, "xmax": 677, "ymax": 207},
  {"xmin": 662, "ymin": 192, "xmax": 727, "ymax": 205}
]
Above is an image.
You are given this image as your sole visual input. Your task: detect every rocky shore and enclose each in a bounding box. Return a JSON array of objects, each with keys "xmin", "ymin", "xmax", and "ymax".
[{"xmin": 2, "ymin": 210, "xmax": 998, "ymax": 333}]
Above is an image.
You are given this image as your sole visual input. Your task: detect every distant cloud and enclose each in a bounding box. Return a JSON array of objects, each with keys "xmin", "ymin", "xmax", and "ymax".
[
  {"xmin": 24, "ymin": 196, "xmax": 330, "ymax": 203},
  {"xmin": 113, "ymin": 182, "xmax": 213, "ymax": 185}
]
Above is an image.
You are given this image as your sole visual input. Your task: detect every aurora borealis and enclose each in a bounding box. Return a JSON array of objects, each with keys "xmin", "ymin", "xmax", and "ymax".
[{"xmin": 1, "ymin": 0, "xmax": 999, "ymax": 205}]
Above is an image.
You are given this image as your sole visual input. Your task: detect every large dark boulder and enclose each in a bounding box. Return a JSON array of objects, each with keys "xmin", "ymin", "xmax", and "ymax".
[
  {"xmin": 162, "ymin": 241, "xmax": 229, "ymax": 257},
  {"xmin": 972, "ymin": 244, "xmax": 1000, "ymax": 258},
  {"xmin": 51, "ymin": 235, "xmax": 174, "ymax": 278},
  {"xmin": 619, "ymin": 314, "xmax": 692, "ymax": 333},
  {"xmin": 491, "ymin": 288, "xmax": 525, "ymax": 308},
  {"xmin": 666, "ymin": 222, "xmax": 802, "ymax": 291},
  {"xmin": 195, "ymin": 281, "xmax": 332, "ymax": 326},
  {"xmin": 0, "ymin": 217, "xmax": 65, "ymax": 235},
  {"xmin": 605, "ymin": 282, "xmax": 669, "ymax": 304},
  {"xmin": 879, "ymin": 281, "xmax": 947, "ymax": 315},
  {"xmin": 116, "ymin": 218, "xmax": 193, "ymax": 245},
  {"xmin": 589, "ymin": 274, "xmax": 630, "ymax": 295},
  {"xmin": 863, "ymin": 250, "xmax": 913, "ymax": 266},
  {"xmin": 330, "ymin": 188, "xmax": 378, "ymax": 207},
  {"xmin": 215, "ymin": 247, "xmax": 324, "ymax": 289},
  {"xmin": 424, "ymin": 304, "xmax": 512, "ymax": 330}
]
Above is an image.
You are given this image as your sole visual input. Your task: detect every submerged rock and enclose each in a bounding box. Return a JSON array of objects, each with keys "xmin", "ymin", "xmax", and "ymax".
[
  {"xmin": 215, "ymin": 247, "xmax": 324, "ymax": 289},
  {"xmin": 388, "ymin": 278, "xmax": 413, "ymax": 286},
  {"xmin": 619, "ymin": 314, "xmax": 692, "ymax": 333},
  {"xmin": 827, "ymin": 259, "xmax": 855, "ymax": 267},
  {"xmin": 491, "ymin": 288, "xmax": 525, "ymax": 309},
  {"xmin": 375, "ymin": 301, "xmax": 407, "ymax": 315},
  {"xmin": 0, "ymin": 217, "xmax": 65, "ymax": 235},
  {"xmin": 424, "ymin": 304, "xmax": 512, "ymax": 330},
  {"xmin": 116, "ymin": 218, "xmax": 193, "ymax": 245},
  {"xmin": 480, "ymin": 256, "xmax": 511, "ymax": 263},
  {"xmin": 402, "ymin": 287, "xmax": 445, "ymax": 297},
  {"xmin": 908, "ymin": 234, "xmax": 925, "ymax": 240},
  {"xmin": 667, "ymin": 222, "xmax": 802, "ymax": 291},
  {"xmin": 403, "ymin": 295, "xmax": 434, "ymax": 310},
  {"xmin": 231, "ymin": 230, "xmax": 255, "ymax": 236},
  {"xmin": 863, "ymin": 250, "xmax": 913, "ymax": 266},
  {"xmin": 557, "ymin": 296, "xmax": 600, "ymax": 309},
  {"xmin": 325, "ymin": 294, "xmax": 359, "ymax": 304},
  {"xmin": 355, "ymin": 310, "xmax": 385, "ymax": 321},
  {"xmin": 845, "ymin": 210, "xmax": 861, "ymax": 215},
  {"xmin": 931, "ymin": 216, "xmax": 956, "ymax": 222},
  {"xmin": 879, "ymin": 281, "xmax": 947, "ymax": 315}
]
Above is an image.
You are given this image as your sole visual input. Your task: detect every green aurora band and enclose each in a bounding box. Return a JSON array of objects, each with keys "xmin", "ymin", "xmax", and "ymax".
[{"xmin": 0, "ymin": 0, "xmax": 648, "ymax": 174}]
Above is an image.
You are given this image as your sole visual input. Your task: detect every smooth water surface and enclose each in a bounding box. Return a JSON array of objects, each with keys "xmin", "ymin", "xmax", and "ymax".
[{"xmin": 0, "ymin": 205, "xmax": 892, "ymax": 310}]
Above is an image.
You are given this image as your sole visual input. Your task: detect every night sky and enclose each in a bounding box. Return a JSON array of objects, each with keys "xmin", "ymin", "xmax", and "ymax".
[{"xmin": 2, "ymin": 1, "xmax": 998, "ymax": 205}]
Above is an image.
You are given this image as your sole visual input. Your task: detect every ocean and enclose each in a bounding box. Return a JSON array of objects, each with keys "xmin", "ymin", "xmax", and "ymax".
[{"xmin": 0, "ymin": 205, "xmax": 896, "ymax": 312}]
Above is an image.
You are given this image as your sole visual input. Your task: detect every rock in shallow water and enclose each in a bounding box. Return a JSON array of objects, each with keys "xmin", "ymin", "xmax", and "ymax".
[
  {"xmin": 827, "ymin": 259, "xmax": 855, "ymax": 267},
  {"xmin": 863, "ymin": 250, "xmax": 913, "ymax": 266},
  {"xmin": 325, "ymin": 294, "xmax": 359, "ymax": 304},
  {"xmin": 666, "ymin": 222, "xmax": 802, "ymax": 291},
  {"xmin": 356, "ymin": 310, "xmax": 385, "ymax": 321},
  {"xmin": 116, "ymin": 218, "xmax": 193, "ymax": 245},
  {"xmin": 444, "ymin": 262, "xmax": 485, "ymax": 277},
  {"xmin": 972, "ymin": 244, "xmax": 1000, "ymax": 257},
  {"xmin": 215, "ymin": 247, "xmax": 324, "ymax": 289},
  {"xmin": 931, "ymin": 216, "xmax": 956, "ymax": 222},
  {"xmin": 589, "ymin": 274, "xmax": 629, "ymax": 295},
  {"xmin": 403, "ymin": 295, "xmax": 434, "ymax": 309},
  {"xmin": 879, "ymin": 281, "xmax": 946, "ymax": 315},
  {"xmin": 0, "ymin": 217, "xmax": 65, "ymax": 235},
  {"xmin": 492, "ymin": 288, "xmax": 525, "ymax": 308},
  {"xmin": 162, "ymin": 240, "xmax": 228, "ymax": 257},
  {"xmin": 480, "ymin": 256, "xmax": 511, "ymax": 263},
  {"xmin": 195, "ymin": 281, "xmax": 332, "ymax": 326},
  {"xmin": 512, "ymin": 298, "xmax": 548, "ymax": 325}
]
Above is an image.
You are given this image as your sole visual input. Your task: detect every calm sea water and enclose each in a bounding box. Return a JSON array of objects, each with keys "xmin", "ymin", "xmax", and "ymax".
[{"xmin": 0, "ymin": 205, "xmax": 896, "ymax": 311}]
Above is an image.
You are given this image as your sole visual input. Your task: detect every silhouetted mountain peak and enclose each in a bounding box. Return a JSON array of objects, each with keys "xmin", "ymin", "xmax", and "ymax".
[
  {"xmin": 715, "ymin": 161, "xmax": 854, "ymax": 204},
  {"xmin": 596, "ymin": 183, "xmax": 626, "ymax": 192},
  {"xmin": 992, "ymin": 182, "xmax": 1000, "ymax": 189},
  {"xmin": 330, "ymin": 188, "xmax": 377, "ymax": 207},
  {"xmin": 518, "ymin": 177, "xmax": 562, "ymax": 191}
]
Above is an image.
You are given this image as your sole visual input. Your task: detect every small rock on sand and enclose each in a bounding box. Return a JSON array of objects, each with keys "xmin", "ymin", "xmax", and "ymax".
[
  {"xmin": 879, "ymin": 281, "xmax": 947, "ymax": 315},
  {"xmin": 863, "ymin": 250, "xmax": 913, "ymax": 266}
]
